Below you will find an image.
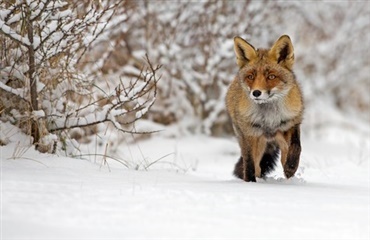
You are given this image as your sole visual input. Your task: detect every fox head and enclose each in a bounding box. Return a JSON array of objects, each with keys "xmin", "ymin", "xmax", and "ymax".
[{"xmin": 234, "ymin": 35, "xmax": 296, "ymax": 104}]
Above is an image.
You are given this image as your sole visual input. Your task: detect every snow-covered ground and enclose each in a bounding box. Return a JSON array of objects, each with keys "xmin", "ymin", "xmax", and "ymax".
[{"xmin": 1, "ymin": 123, "xmax": 369, "ymax": 240}]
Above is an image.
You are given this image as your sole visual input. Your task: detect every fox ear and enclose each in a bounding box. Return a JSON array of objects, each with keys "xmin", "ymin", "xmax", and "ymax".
[
  {"xmin": 234, "ymin": 36, "xmax": 257, "ymax": 68},
  {"xmin": 270, "ymin": 35, "xmax": 294, "ymax": 69}
]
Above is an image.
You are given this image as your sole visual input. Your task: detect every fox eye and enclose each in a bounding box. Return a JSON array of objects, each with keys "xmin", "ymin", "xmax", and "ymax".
[
  {"xmin": 268, "ymin": 74, "xmax": 276, "ymax": 80},
  {"xmin": 246, "ymin": 74, "xmax": 254, "ymax": 80}
]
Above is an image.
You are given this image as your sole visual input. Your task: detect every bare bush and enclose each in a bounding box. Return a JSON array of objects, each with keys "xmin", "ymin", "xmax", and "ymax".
[{"xmin": 0, "ymin": 0, "xmax": 160, "ymax": 153}]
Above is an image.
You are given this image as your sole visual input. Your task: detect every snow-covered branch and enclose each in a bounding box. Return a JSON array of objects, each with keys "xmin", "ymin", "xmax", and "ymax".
[
  {"xmin": 0, "ymin": 0, "xmax": 134, "ymax": 152},
  {"xmin": 0, "ymin": 81, "xmax": 27, "ymax": 100},
  {"xmin": 0, "ymin": 19, "xmax": 31, "ymax": 46},
  {"xmin": 48, "ymin": 56, "xmax": 161, "ymax": 134}
]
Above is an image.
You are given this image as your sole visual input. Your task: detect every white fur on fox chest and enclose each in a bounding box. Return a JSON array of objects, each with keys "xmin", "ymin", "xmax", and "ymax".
[{"xmin": 245, "ymin": 99, "xmax": 296, "ymax": 134}]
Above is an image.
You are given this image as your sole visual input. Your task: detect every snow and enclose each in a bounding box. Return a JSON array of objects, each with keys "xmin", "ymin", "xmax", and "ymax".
[
  {"xmin": 1, "ymin": 123, "xmax": 369, "ymax": 239},
  {"xmin": 0, "ymin": 82, "xmax": 25, "ymax": 98},
  {"xmin": 32, "ymin": 110, "xmax": 45, "ymax": 118},
  {"xmin": 0, "ymin": 19, "xmax": 31, "ymax": 46}
]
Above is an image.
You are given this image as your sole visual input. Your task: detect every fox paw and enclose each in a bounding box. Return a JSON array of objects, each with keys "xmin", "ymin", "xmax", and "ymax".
[{"xmin": 284, "ymin": 166, "xmax": 297, "ymax": 179}]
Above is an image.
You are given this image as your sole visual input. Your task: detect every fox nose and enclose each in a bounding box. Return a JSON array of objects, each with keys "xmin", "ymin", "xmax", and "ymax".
[{"xmin": 252, "ymin": 90, "xmax": 261, "ymax": 97}]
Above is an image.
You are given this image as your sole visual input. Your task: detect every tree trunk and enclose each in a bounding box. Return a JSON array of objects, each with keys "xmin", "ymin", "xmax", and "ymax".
[{"xmin": 26, "ymin": 6, "xmax": 40, "ymax": 146}]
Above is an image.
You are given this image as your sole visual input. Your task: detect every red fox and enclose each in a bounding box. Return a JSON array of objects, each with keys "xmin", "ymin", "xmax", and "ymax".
[{"xmin": 226, "ymin": 35, "xmax": 303, "ymax": 182}]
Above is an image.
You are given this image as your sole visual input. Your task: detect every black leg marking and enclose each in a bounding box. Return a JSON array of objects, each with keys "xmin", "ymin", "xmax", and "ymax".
[
  {"xmin": 233, "ymin": 156, "xmax": 243, "ymax": 179},
  {"xmin": 284, "ymin": 125, "xmax": 301, "ymax": 178},
  {"xmin": 245, "ymin": 152, "xmax": 256, "ymax": 182},
  {"xmin": 233, "ymin": 153, "xmax": 256, "ymax": 182}
]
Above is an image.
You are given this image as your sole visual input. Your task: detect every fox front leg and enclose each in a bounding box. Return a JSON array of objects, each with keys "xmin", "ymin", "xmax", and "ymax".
[
  {"xmin": 233, "ymin": 127, "xmax": 257, "ymax": 182},
  {"xmin": 284, "ymin": 125, "xmax": 301, "ymax": 178},
  {"xmin": 233, "ymin": 154, "xmax": 256, "ymax": 182},
  {"xmin": 241, "ymin": 137, "xmax": 257, "ymax": 182},
  {"xmin": 242, "ymin": 153, "xmax": 256, "ymax": 182}
]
